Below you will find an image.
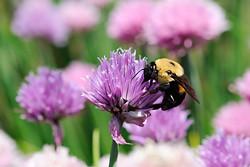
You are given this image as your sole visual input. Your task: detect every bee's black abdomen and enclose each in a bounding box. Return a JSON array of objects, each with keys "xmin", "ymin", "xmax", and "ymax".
[
  {"xmin": 161, "ymin": 91, "xmax": 185, "ymax": 110},
  {"xmin": 160, "ymin": 81, "xmax": 186, "ymax": 110}
]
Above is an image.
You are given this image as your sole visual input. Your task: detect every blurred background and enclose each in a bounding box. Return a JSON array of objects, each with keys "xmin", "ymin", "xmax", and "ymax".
[{"xmin": 0, "ymin": 0, "xmax": 250, "ymax": 165}]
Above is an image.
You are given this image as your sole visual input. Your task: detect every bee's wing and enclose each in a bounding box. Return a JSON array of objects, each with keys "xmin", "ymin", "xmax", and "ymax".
[{"xmin": 173, "ymin": 75, "xmax": 199, "ymax": 103}]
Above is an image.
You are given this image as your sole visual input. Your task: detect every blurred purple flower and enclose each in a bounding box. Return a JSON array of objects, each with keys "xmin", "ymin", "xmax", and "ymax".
[
  {"xmin": 24, "ymin": 145, "xmax": 87, "ymax": 167},
  {"xmin": 17, "ymin": 67, "xmax": 84, "ymax": 122},
  {"xmin": 59, "ymin": 0, "xmax": 100, "ymax": 32},
  {"xmin": 214, "ymin": 101, "xmax": 250, "ymax": 137},
  {"xmin": 12, "ymin": 0, "xmax": 69, "ymax": 46},
  {"xmin": 17, "ymin": 67, "xmax": 84, "ymax": 147},
  {"xmin": 145, "ymin": 0, "xmax": 229, "ymax": 55},
  {"xmin": 107, "ymin": 0, "xmax": 153, "ymax": 43},
  {"xmin": 200, "ymin": 133, "xmax": 250, "ymax": 167},
  {"xmin": 230, "ymin": 69, "xmax": 250, "ymax": 101},
  {"xmin": 82, "ymin": 49, "xmax": 161, "ymax": 144},
  {"xmin": 62, "ymin": 61, "xmax": 95, "ymax": 90},
  {"xmin": 125, "ymin": 107, "xmax": 192, "ymax": 144}
]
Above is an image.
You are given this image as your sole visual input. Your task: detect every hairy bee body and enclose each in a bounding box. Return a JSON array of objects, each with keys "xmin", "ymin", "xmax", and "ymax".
[
  {"xmin": 155, "ymin": 58, "xmax": 184, "ymax": 83},
  {"xmin": 143, "ymin": 58, "xmax": 198, "ymax": 110}
]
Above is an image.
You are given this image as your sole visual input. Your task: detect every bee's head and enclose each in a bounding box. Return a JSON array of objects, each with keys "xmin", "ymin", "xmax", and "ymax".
[{"xmin": 143, "ymin": 62, "xmax": 158, "ymax": 82}]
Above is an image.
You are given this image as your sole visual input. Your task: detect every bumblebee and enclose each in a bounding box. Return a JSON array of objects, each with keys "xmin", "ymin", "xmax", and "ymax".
[{"xmin": 143, "ymin": 58, "xmax": 199, "ymax": 110}]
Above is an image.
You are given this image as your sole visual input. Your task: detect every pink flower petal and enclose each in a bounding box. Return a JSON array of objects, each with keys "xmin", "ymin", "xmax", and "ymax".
[{"xmin": 109, "ymin": 116, "xmax": 128, "ymax": 144}]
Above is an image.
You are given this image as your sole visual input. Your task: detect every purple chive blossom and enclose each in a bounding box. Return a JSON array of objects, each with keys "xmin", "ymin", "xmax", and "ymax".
[
  {"xmin": 17, "ymin": 67, "xmax": 84, "ymax": 147},
  {"xmin": 82, "ymin": 49, "xmax": 161, "ymax": 144},
  {"xmin": 199, "ymin": 133, "xmax": 250, "ymax": 167},
  {"xmin": 214, "ymin": 101, "xmax": 250, "ymax": 137},
  {"xmin": 12, "ymin": 0, "xmax": 69, "ymax": 46},
  {"xmin": 145, "ymin": 0, "xmax": 229, "ymax": 55},
  {"xmin": 230, "ymin": 69, "xmax": 250, "ymax": 101},
  {"xmin": 125, "ymin": 107, "xmax": 192, "ymax": 144},
  {"xmin": 107, "ymin": 0, "xmax": 153, "ymax": 43}
]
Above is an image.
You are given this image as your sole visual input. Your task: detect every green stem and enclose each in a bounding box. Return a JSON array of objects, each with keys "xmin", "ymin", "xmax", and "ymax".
[
  {"xmin": 108, "ymin": 140, "xmax": 118, "ymax": 167},
  {"xmin": 181, "ymin": 51, "xmax": 204, "ymax": 141},
  {"xmin": 181, "ymin": 53, "xmax": 191, "ymax": 78},
  {"xmin": 52, "ymin": 120, "xmax": 63, "ymax": 150},
  {"xmin": 139, "ymin": 43, "xmax": 147, "ymax": 57},
  {"xmin": 51, "ymin": 44, "xmax": 71, "ymax": 68},
  {"xmin": 92, "ymin": 129, "xmax": 100, "ymax": 167}
]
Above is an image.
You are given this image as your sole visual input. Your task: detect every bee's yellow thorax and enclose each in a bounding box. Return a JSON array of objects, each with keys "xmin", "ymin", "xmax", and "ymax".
[{"xmin": 155, "ymin": 58, "xmax": 184, "ymax": 83}]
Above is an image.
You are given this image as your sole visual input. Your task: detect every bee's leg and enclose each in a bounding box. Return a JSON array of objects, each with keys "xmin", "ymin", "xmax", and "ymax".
[
  {"xmin": 141, "ymin": 84, "xmax": 171, "ymax": 110},
  {"xmin": 161, "ymin": 93, "xmax": 186, "ymax": 110},
  {"xmin": 150, "ymin": 103, "xmax": 162, "ymax": 110},
  {"xmin": 161, "ymin": 94, "xmax": 176, "ymax": 110},
  {"xmin": 145, "ymin": 94, "xmax": 175, "ymax": 111},
  {"xmin": 148, "ymin": 79, "xmax": 154, "ymax": 89}
]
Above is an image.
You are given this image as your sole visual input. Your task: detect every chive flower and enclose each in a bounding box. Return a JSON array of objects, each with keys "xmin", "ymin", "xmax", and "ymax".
[
  {"xmin": 230, "ymin": 69, "xmax": 250, "ymax": 101},
  {"xmin": 125, "ymin": 107, "xmax": 192, "ymax": 144},
  {"xmin": 12, "ymin": 0, "xmax": 69, "ymax": 46},
  {"xmin": 0, "ymin": 130, "xmax": 23, "ymax": 167},
  {"xmin": 107, "ymin": 0, "xmax": 153, "ymax": 43},
  {"xmin": 83, "ymin": 49, "xmax": 161, "ymax": 144},
  {"xmin": 100, "ymin": 143, "xmax": 204, "ymax": 167},
  {"xmin": 214, "ymin": 101, "xmax": 250, "ymax": 137},
  {"xmin": 59, "ymin": 0, "xmax": 100, "ymax": 32},
  {"xmin": 145, "ymin": 0, "xmax": 229, "ymax": 55},
  {"xmin": 24, "ymin": 145, "xmax": 87, "ymax": 167},
  {"xmin": 17, "ymin": 67, "xmax": 84, "ymax": 147},
  {"xmin": 200, "ymin": 133, "xmax": 250, "ymax": 167}
]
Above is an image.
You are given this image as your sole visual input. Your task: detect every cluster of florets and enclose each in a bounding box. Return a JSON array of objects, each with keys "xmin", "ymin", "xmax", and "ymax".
[
  {"xmin": 12, "ymin": 0, "xmax": 101, "ymax": 46},
  {"xmin": 107, "ymin": 0, "xmax": 228, "ymax": 54}
]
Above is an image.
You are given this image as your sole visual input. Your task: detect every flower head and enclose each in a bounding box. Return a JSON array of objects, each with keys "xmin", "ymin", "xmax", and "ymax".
[
  {"xmin": 24, "ymin": 145, "xmax": 86, "ymax": 167},
  {"xmin": 12, "ymin": 0, "xmax": 69, "ymax": 46},
  {"xmin": 125, "ymin": 107, "xmax": 192, "ymax": 144},
  {"xmin": 59, "ymin": 0, "xmax": 100, "ymax": 32},
  {"xmin": 129, "ymin": 142, "xmax": 204, "ymax": 167},
  {"xmin": 107, "ymin": 0, "xmax": 153, "ymax": 43},
  {"xmin": 83, "ymin": 49, "xmax": 161, "ymax": 144},
  {"xmin": 145, "ymin": 0, "xmax": 229, "ymax": 54},
  {"xmin": 0, "ymin": 130, "xmax": 23, "ymax": 167},
  {"xmin": 199, "ymin": 133, "xmax": 250, "ymax": 167},
  {"xmin": 17, "ymin": 67, "xmax": 84, "ymax": 122},
  {"xmin": 214, "ymin": 101, "xmax": 250, "ymax": 137},
  {"xmin": 230, "ymin": 69, "xmax": 250, "ymax": 101},
  {"xmin": 62, "ymin": 61, "xmax": 95, "ymax": 90}
]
